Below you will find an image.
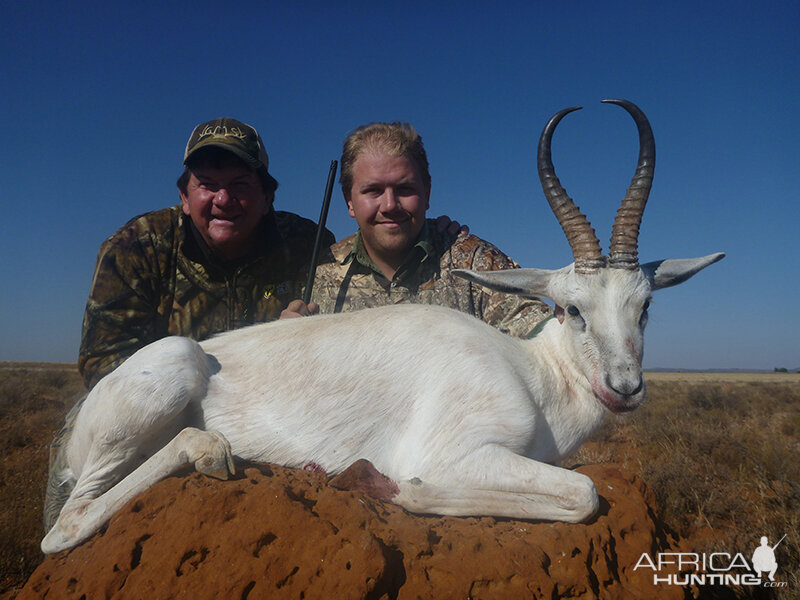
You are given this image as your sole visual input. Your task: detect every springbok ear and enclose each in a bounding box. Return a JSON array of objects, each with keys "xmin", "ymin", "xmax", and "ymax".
[
  {"xmin": 451, "ymin": 268, "xmax": 559, "ymax": 299},
  {"xmin": 641, "ymin": 252, "xmax": 725, "ymax": 291}
]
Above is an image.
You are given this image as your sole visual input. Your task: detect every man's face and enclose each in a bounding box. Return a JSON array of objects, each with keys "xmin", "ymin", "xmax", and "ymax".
[
  {"xmin": 346, "ymin": 151, "xmax": 430, "ymax": 271},
  {"xmin": 180, "ymin": 162, "xmax": 271, "ymax": 260}
]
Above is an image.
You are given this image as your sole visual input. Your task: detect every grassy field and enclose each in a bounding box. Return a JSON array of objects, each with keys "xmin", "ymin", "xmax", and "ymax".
[
  {"xmin": 0, "ymin": 363, "xmax": 86, "ymax": 599},
  {"xmin": 567, "ymin": 371, "xmax": 800, "ymax": 599},
  {"xmin": 0, "ymin": 363, "xmax": 798, "ymax": 598}
]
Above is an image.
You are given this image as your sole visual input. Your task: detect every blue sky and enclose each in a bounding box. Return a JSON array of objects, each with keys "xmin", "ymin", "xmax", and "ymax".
[{"xmin": 1, "ymin": 1, "xmax": 798, "ymax": 369}]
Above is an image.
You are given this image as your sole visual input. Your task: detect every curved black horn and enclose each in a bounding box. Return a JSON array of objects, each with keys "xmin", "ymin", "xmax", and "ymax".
[
  {"xmin": 538, "ymin": 106, "xmax": 604, "ymax": 274},
  {"xmin": 603, "ymin": 99, "xmax": 655, "ymax": 269}
]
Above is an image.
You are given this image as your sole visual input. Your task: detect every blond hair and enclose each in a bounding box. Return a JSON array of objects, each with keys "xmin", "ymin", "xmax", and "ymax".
[{"xmin": 340, "ymin": 122, "xmax": 431, "ymax": 197}]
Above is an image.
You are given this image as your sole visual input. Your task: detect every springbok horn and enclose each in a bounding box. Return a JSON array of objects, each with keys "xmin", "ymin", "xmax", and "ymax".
[
  {"xmin": 603, "ymin": 99, "xmax": 656, "ymax": 270},
  {"xmin": 538, "ymin": 107, "xmax": 604, "ymax": 275}
]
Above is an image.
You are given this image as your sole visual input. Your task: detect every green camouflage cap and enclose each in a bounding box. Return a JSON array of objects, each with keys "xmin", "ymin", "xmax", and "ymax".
[{"xmin": 184, "ymin": 118, "xmax": 270, "ymax": 175}]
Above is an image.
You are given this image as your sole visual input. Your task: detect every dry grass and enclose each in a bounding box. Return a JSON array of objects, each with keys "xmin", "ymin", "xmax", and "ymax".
[
  {"xmin": 0, "ymin": 365, "xmax": 797, "ymax": 598},
  {"xmin": 567, "ymin": 372, "xmax": 800, "ymax": 599},
  {"xmin": 0, "ymin": 363, "xmax": 85, "ymax": 598}
]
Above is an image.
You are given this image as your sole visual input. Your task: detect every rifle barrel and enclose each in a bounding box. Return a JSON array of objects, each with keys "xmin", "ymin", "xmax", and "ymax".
[
  {"xmin": 303, "ymin": 160, "xmax": 338, "ymax": 305},
  {"xmin": 772, "ymin": 534, "xmax": 787, "ymax": 550}
]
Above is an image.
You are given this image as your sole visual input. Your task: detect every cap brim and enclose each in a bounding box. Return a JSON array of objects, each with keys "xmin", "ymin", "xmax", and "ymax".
[
  {"xmin": 184, "ymin": 140, "xmax": 265, "ymax": 171},
  {"xmin": 184, "ymin": 140, "xmax": 276, "ymax": 190}
]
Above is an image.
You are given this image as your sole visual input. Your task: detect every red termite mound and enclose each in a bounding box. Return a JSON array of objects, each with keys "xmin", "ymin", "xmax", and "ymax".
[{"xmin": 20, "ymin": 462, "xmax": 692, "ymax": 599}]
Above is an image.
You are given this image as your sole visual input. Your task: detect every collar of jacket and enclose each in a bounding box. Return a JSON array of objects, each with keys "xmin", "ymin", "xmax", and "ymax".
[{"xmin": 342, "ymin": 219, "xmax": 436, "ymax": 277}]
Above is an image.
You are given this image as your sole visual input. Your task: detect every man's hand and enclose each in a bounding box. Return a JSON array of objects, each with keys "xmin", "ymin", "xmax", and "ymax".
[
  {"xmin": 280, "ymin": 299, "xmax": 320, "ymax": 319},
  {"xmin": 435, "ymin": 215, "xmax": 470, "ymax": 237}
]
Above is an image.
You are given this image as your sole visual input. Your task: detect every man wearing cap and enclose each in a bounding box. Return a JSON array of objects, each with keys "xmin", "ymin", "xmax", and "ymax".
[
  {"xmin": 78, "ymin": 118, "xmax": 333, "ymax": 388},
  {"xmin": 45, "ymin": 118, "xmax": 333, "ymax": 529}
]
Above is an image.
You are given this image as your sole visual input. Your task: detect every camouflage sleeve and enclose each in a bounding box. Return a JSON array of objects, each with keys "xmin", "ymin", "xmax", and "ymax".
[
  {"xmin": 78, "ymin": 225, "xmax": 169, "ymax": 389},
  {"xmin": 455, "ymin": 236, "xmax": 552, "ymax": 338}
]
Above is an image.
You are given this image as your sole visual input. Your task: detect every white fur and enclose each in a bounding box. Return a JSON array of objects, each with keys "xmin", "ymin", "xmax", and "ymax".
[{"xmin": 41, "ymin": 252, "xmax": 723, "ymax": 554}]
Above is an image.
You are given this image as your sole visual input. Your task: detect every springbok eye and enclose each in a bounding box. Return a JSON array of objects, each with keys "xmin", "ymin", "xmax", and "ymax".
[
  {"xmin": 639, "ymin": 300, "xmax": 650, "ymax": 326},
  {"xmin": 567, "ymin": 305, "xmax": 581, "ymax": 317}
]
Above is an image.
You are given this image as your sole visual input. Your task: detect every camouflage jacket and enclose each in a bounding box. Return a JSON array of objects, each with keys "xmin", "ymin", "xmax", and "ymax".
[
  {"xmin": 309, "ymin": 221, "xmax": 552, "ymax": 338},
  {"xmin": 79, "ymin": 206, "xmax": 332, "ymax": 388}
]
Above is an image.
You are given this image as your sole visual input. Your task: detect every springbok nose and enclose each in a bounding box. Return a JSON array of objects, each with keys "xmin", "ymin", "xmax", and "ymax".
[{"xmin": 606, "ymin": 373, "xmax": 644, "ymax": 397}]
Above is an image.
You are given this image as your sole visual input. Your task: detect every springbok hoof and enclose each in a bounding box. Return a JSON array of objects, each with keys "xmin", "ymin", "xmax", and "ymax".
[{"xmin": 193, "ymin": 430, "xmax": 235, "ymax": 479}]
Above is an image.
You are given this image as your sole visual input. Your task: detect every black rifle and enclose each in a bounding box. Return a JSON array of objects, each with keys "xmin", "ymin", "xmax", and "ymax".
[{"xmin": 303, "ymin": 160, "xmax": 338, "ymax": 305}]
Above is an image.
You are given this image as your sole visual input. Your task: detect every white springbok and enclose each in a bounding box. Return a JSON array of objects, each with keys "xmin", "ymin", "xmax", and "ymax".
[{"xmin": 42, "ymin": 100, "xmax": 724, "ymax": 554}]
